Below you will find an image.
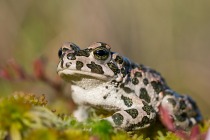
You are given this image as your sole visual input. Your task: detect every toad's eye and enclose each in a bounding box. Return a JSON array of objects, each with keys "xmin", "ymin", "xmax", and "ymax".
[
  {"xmin": 93, "ymin": 47, "xmax": 110, "ymax": 61},
  {"xmin": 58, "ymin": 48, "xmax": 63, "ymax": 59}
]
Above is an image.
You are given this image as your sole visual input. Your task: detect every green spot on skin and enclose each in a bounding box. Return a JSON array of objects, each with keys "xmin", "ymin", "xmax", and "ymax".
[
  {"xmin": 175, "ymin": 113, "xmax": 187, "ymax": 122},
  {"xmin": 139, "ymin": 88, "xmax": 151, "ymax": 103},
  {"xmin": 125, "ymin": 109, "xmax": 138, "ymax": 119},
  {"xmin": 76, "ymin": 61, "xmax": 84, "ymax": 70},
  {"xmin": 141, "ymin": 116, "xmax": 150, "ymax": 125},
  {"xmin": 112, "ymin": 113, "xmax": 124, "ymax": 126},
  {"xmin": 179, "ymin": 100, "xmax": 187, "ymax": 110},
  {"xmin": 77, "ymin": 50, "xmax": 90, "ymax": 57},
  {"xmin": 134, "ymin": 72, "xmax": 142, "ymax": 77},
  {"xmin": 123, "ymin": 87, "xmax": 133, "ymax": 93},
  {"xmin": 167, "ymin": 98, "xmax": 176, "ymax": 107},
  {"xmin": 138, "ymin": 64, "xmax": 147, "ymax": 72},
  {"xmin": 121, "ymin": 95, "xmax": 133, "ymax": 107},
  {"xmin": 136, "ymin": 116, "xmax": 150, "ymax": 128},
  {"xmin": 120, "ymin": 68, "xmax": 126, "ymax": 77},
  {"xmin": 132, "ymin": 77, "xmax": 139, "ymax": 85},
  {"xmin": 107, "ymin": 62, "xmax": 120, "ymax": 75},
  {"xmin": 115, "ymin": 55, "xmax": 123, "ymax": 64},
  {"xmin": 143, "ymin": 78, "xmax": 149, "ymax": 86},
  {"xmin": 120, "ymin": 84, "xmax": 133, "ymax": 93},
  {"xmin": 126, "ymin": 116, "xmax": 153, "ymax": 131},
  {"xmin": 67, "ymin": 53, "xmax": 76, "ymax": 60},
  {"xmin": 151, "ymin": 81, "xmax": 163, "ymax": 93},
  {"xmin": 142, "ymin": 101, "xmax": 155, "ymax": 115},
  {"xmin": 86, "ymin": 61, "xmax": 104, "ymax": 74}
]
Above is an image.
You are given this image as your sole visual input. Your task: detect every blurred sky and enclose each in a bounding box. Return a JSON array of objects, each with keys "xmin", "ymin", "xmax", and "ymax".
[{"xmin": 0, "ymin": 0, "xmax": 210, "ymax": 117}]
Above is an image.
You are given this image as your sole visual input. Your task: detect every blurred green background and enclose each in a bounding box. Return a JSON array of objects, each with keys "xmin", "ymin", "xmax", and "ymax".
[{"xmin": 0, "ymin": 0, "xmax": 209, "ymax": 117}]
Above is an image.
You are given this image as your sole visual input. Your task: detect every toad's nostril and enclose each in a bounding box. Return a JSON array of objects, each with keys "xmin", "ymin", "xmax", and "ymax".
[
  {"xmin": 58, "ymin": 48, "xmax": 63, "ymax": 58},
  {"xmin": 66, "ymin": 62, "xmax": 72, "ymax": 68}
]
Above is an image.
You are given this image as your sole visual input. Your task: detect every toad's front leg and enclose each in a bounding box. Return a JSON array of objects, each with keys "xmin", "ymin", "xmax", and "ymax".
[{"xmin": 105, "ymin": 101, "xmax": 157, "ymax": 131}]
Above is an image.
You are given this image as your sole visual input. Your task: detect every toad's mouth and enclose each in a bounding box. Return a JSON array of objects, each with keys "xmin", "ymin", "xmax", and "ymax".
[
  {"xmin": 57, "ymin": 68, "xmax": 112, "ymax": 82},
  {"xmin": 57, "ymin": 69, "xmax": 113, "ymax": 89}
]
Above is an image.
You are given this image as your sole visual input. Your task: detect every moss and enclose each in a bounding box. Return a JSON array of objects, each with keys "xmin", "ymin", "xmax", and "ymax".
[
  {"xmin": 0, "ymin": 92, "xmax": 209, "ymax": 140},
  {"xmin": 155, "ymin": 131, "xmax": 180, "ymax": 140}
]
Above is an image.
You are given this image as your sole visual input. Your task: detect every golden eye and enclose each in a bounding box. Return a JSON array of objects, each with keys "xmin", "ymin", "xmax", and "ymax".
[{"xmin": 93, "ymin": 47, "xmax": 110, "ymax": 61}]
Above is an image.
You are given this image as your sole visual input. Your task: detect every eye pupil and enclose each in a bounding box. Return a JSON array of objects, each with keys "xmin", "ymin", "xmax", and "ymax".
[
  {"xmin": 93, "ymin": 48, "xmax": 110, "ymax": 60},
  {"xmin": 95, "ymin": 50, "xmax": 108, "ymax": 56},
  {"xmin": 58, "ymin": 48, "xmax": 63, "ymax": 58}
]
